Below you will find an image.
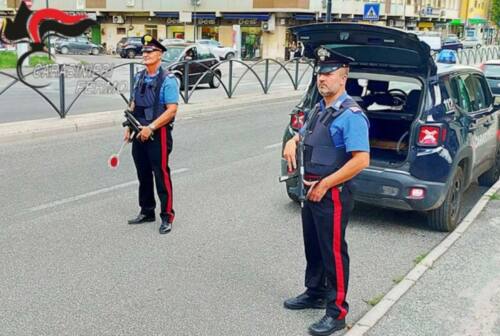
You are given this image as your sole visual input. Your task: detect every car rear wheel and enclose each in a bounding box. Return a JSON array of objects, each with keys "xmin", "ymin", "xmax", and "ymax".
[
  {"xmin": 60, "ymin": 46, "xmax": 69, "ymax": 55},
  {"xmin": 478, "ymin": 145, "xmax": 500, "ymax": 187},
  {"xmin": 209, "ymin": 70, "xmax": 221, "ymax": 88},
  {"xmin": 127, "ymin": 50, "xmax": 136, "ymax": 59},
  {"xmin": 427, "ymin": 166, "xmax": 464, "ymax": 232},
  {"xmin": 91, "ymin": 48, "xmax": 100, "ymax": 56},
  {"xmin": 225, "ymin": 52, "xmax": 235, "ymax": 60}
]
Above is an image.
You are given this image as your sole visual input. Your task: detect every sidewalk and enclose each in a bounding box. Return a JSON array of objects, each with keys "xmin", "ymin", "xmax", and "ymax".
[
  {"xmin": 0, "ymin": 89, "xmax": 303, "ymax": 143},
  {"xmin": 347, "ymin": 181, "xmax": 500, "ymax": 336}
]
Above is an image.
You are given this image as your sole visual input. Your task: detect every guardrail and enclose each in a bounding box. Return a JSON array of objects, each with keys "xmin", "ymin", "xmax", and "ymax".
[{"xmin": 0, "ymin": 57, "xmax": 314, "ymax": 119}]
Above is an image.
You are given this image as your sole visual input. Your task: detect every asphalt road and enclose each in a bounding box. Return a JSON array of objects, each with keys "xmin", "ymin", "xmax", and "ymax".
[
  {"xmin": 0, "ymin": 100, "xmax": 487, "ymax": 335},
  {"xmin": 0, "ymin": 54, "xmax": 311, "ymax": 123}
]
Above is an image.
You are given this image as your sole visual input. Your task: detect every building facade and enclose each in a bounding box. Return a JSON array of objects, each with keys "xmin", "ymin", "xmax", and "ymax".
[{"xmin": 1, "ymin": 0, "xmax": 463, "ymax": 59}]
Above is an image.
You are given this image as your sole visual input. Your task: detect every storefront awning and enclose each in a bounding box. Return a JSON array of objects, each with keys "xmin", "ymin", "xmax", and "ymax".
[
  {"xmin": 468, "ymin": 17, "xmax": 487, "ymax": 25},
  {"xmin": 222, "ymin": 13, "xmax": 270, "ymax": 21},
  {"xmin": 294, "ymin": 13, "xmax": 316, "ymax": 21},
  {"xmin": 155, "ymin": 12, "xmax": 179, "ymax": 18},
  {"xmin": 449, "ymin": 19, "xmax": 463, "ymax": 25},
  {"xmin": 192, "ymin": 12, "xmax": 216, "ymax": 20}
]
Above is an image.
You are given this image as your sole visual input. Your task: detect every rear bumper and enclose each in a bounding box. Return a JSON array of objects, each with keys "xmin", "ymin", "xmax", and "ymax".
[
  {"xmin": 282, "ymin": 162, "xmax": 448, "ymax": 212},
  {"xmin": 350, "ymin": 168, "xmax": 447, "ymax": 211}
]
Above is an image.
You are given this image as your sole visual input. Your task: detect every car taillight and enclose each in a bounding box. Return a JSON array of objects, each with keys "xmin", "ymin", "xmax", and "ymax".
[
  {"xmin": 290, "ymin": 111, "xmax": 305, "ymax": 130},
  {"xmin": 479, "ymin": 63, "xmax": 485, "ymax": 71},
  {"xmin": 408, "ymin": 187, "xmax": 426, "ymax": 199},
  {"xmin": 417, "ymin": 125, "xmax": 442, "ymax": 147}
]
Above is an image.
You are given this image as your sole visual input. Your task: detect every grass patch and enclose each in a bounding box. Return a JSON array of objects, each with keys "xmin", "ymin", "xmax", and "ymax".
[
  {"xmin": 414, "ymin": 253, "xmax": 428, "ymax": 264},
  {"xmin": 490, "ymin": 193, "xmax": 500, "ymax": 201},
  {"xmin": 0, "ymin": 51, "xmax": 54, "ymax": 69},
  {"xmin": 365, "ymin": 294, "xmax": 384, "ymax": 306},
  {"xmin": 0, "ymin": 51, "xmax": 17, "ymax": 69},
  {"xmin": 392, "ymin": 276, "xmax": 405, "ymax": 284},
  {"xmin": 29, "ymin": 55, "xmax": 54, "ymax": 66}
]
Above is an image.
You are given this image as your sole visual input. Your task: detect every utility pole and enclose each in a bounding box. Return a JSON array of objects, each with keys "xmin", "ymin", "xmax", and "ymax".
[
  {"xmin": 46, "ymin": 0, "xmax": 51, "ymax": 57},
  {"xmin": 191, "ymin": 0, "xmax": 200, "ymax": 41},
  {"xmin": 403, "ymin": 0, "xmax": 406, "ymax": 30},
  {"xmin": 326, "ymin": 0, "xmax": 332, "ymax": 22}
]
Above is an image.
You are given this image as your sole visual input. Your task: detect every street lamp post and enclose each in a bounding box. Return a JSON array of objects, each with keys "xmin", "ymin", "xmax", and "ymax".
[
  {"xmin": 191, "ymin": 0, "xmax": 201, "ymax": 41},
  {"xmin": 46, "ymin": 0, "xmax": 51, "ymax": 57},
  {"xmin": 326, "ymin": 0, "xmax": 332, "ymax": 22}
]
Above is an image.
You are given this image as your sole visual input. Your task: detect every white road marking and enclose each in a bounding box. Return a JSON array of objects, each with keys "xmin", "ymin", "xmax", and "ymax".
[
  {"xmin": 265, "ymin": 142, "xmax": 282, "ymax": 149},
  {"xmin": 28, "ymin": 168, "xmax": 189, "ymax": 212}
]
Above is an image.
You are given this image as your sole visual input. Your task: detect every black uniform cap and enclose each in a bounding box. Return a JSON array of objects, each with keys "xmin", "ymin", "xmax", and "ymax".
[
  {"xmin": 314, "ymin": 46, "xmax": 355, "ymax": 74},
  {"xmin": 141, "ymin": 34, "xmax": 167, "ymax": 52}
]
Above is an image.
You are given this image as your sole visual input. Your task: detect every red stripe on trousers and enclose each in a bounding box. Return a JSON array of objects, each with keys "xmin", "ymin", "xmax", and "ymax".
[
  {"xmin": 161, "ymin": 127, "xmax": 174, "ymax": 222},
  {"xmin": 332, "ymin": 187, "xmax": 347, "ymax": 319}
]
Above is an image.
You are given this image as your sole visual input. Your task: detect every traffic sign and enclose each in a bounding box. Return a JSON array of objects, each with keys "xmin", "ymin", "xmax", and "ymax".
[{"xmin": 363, "ymin": 3, "xmax": 380, "ymax": 21}]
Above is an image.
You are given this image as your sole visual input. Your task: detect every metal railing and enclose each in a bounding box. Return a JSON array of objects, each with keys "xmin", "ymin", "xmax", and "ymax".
[
  {"xmin": 0, "ymin": 57, "xmax": 314, "ymax": 119},
  {"xmin": 2, "ymin": 45, "xmax": 497, "ymax": 120},
  {"xmin": 431, "ymin": 45, "xmax": 500, "ymax": 66}
]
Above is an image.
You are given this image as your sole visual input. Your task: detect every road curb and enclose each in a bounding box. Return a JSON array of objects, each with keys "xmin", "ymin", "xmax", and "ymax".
[
  {"xmin": 0, "ymin": 91, "xmax": 303, "ymax": 144},
  {"xmin": 345, "ymin": 179, "xmax": 500, "ymax": 336}
]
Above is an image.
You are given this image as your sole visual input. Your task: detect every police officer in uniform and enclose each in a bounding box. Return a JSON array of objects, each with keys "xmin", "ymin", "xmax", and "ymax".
[
  {"xmin": 282, "ymin": 47, "xmax": 370, "ymax": 335},
  {"xmin": 126, "ymin": 35, "xmax": 179, "ymax": 235}
]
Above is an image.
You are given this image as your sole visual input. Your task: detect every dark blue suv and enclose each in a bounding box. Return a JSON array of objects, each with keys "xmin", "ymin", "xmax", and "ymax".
[{"xmin": 282, "ymin": 23, "xmax": 499, "ymax": 231}]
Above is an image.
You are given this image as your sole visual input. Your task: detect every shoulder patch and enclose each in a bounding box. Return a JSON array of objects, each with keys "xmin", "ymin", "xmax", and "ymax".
[{"xmin": 349, "ymin": 107, "xmax": 362, "ymax": 113}]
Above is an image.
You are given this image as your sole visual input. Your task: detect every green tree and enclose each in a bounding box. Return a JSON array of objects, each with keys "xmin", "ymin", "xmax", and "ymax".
[{"xmin": 492, "ymin": 0, "xmax": 500, "ymax": 27}]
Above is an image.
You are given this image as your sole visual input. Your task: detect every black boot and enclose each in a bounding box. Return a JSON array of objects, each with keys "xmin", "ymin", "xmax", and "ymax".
[
  {"xmin": 284, "ymin": 292, "xmax": 327, "ymax": 310},
  {"xmin": 308, "ymin": 315, "xmax": 346, "ymax": 336},
  {"xmin": 128, "ymin": 213, "xmax": 155, "ymax": 224},
  {"xmin": 159, "ymin": 218, "xmax": 172, "ymax": 234}
]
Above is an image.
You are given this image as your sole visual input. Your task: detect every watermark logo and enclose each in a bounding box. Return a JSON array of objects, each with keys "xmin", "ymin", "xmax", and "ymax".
[
  {"xmin": 32, "ymin": 62, "xmax": 129, "ymax": 95},
  {"xmin": 0, "ymin": 1, "xmax": 96, "ymax": 88}
]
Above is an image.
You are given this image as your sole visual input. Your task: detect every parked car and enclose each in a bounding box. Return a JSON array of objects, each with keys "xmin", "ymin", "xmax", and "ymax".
[
  {"xmin": 462, "ymin": 37, "xmax": 482, "ymax": 49},
  {"xmin": 442, "ymin": 36, "xmax": 463, "ymax": 51},
  {"xmin": 55, "ymin": 37, "xmax": 103, "ymax": 55},
  {"xmin": 196, "ymin": 39, "xmax": 236, "ymax": 60},
  {"xmin": 161, "ymin": 38, "xmax": 185, "ymax": 47},
  {"xmin": 282, "ymin": 23, "xmax": 499, "ymax": 232},
  {"xmin": 161, "ymin": 43, "xmax": 222, "ymax": 89},
  {"xmin": 480, "ymin": 60, "xmax": 500, "ymax": 96},
  {"xmin": 116, "ymin": 36, "xmax": 142, "ymax": 58}
]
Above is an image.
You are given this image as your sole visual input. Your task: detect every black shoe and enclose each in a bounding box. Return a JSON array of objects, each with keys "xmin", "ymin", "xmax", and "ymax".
[
  {"xmin": 308, "ymin": 315, "xmax": 346, "ymax": 336},
  {"xmin": 128, "ymin": 213, "xmax": 155, "ymax": 224},
  {"xmin": 284, "ymin": 292, "xmax": 327, "ymax": 310},
  {"xmin": 159, "ymin": 219, "xmax": 172, "ymax": 234}
]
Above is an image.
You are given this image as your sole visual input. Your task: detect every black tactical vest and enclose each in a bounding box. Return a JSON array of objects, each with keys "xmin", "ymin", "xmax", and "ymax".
[
  {"xmin": 133, "ymin": 68, "xmax": 170, "ymax": 126},
  {"xmin": 303, "ymin": 97, "xmax": 363, "ymax": 177}
]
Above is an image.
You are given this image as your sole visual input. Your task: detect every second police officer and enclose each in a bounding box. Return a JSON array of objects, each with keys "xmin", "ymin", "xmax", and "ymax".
[
  {"xmin": 283, "ymin": 47, "xmax": 370, "ymax": 336},
  {"xmin": 126, "ymin": 35, "xmax": 179, "ymax": 235}
]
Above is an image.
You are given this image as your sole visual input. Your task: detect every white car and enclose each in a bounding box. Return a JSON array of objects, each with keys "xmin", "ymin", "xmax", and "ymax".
[
  {"xmin": 196, "ymin": 39, "xmax": 236, "ymax": 60},
  {"xmin": 461, "ymin": 37, "xmax": 482, "ymax": 49},
  {"xmin": 161, "ymin": 38, "xmax": 185, "ymax": 47}
]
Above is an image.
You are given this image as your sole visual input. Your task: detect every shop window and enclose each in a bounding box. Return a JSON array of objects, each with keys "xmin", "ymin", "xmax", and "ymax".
[
  {"xmin": 86, "ymin": 0, "xmax": 106, "ymax": 8},
  {"xmin": 117, "ymin": 27, "xmax": 126, "ymax": 35},
  {"xmin": 145, "ymin": 25, "xmax": 158, "ymax": 40}
]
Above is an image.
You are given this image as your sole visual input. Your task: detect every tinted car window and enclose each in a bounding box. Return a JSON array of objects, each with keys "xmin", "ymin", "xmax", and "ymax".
[
  {"xmin": 197, "ymin": 45, "xmax": 213, "ymax": 59},
  {"xmin": 474, "ymin": 74, "xmax": 493, "ymax": 107},
  {"xmin": 449, "ymin": 76, "xmax": 472, "ymax": 113},
  {"xmin": 462, "ymin": 74, "xmax": 487, "ymax": 111},
  {"xmin": 162, "ymin": 47, "xmax": 184, "ymax": 62}
]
